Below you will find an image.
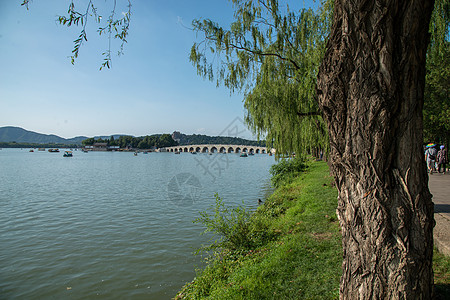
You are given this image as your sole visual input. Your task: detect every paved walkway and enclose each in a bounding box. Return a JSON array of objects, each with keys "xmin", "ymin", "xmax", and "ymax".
[{"xmin": 429, "ymin": 172, "xmax": 450, "ymax": 256}]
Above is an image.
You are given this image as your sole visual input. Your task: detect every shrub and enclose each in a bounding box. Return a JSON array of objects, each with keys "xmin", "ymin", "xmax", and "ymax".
[
  {"xmin": 194, "ymin": 193, "xmax": 254, "ymax": 252},
  {"xmin": 270, "ymin": 157, "xmax": 307, "ymax": 187}
]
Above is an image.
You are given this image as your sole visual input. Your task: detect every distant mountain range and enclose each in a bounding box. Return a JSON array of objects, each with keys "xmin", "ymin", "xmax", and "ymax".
[
  {"xmin": 0, "ymin": 126, "xmax": 121, "ymax": 145},
  {"xmin": 0, "ymin": 126, "xmax": 265, "ymax": 146}
]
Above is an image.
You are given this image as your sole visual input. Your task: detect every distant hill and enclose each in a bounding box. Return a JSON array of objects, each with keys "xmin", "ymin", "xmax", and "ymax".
[
  {"xmin": 0, "ymin": 126, "xmax": 88, "ymax": 144},
  {"xmin": 0, "ymin": 126, "xmax": 264, "ymax": 147}
]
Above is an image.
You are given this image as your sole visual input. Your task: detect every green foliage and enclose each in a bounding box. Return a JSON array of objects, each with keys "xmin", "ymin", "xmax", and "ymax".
[
  {"xmin": 81, "ymin": 134, "xmax": 178, "ymax": 149},
  {"xmin": 424, "ymin": 0, "xmax": 450, "ymax": 146},
  {"xmin": 433, "ymin": 248, "xmax": 450, "ymax": 299},
  {"xmin": 82, "ymin": 137, "xmax": 96, "ymax": 146},
  {"xmin": 269, "ymin": 157, "xmax": 307, "ymax": 188},
  {"xmin": 194, "ymin": 194, "xmax": 256, "ymax": 252},
  {"xmin": 428, "ymin": 0, "xmax": 450, "ymax": 58},
  {"xmin": 23, "ymin": 0, "xmax": 131, "ymax": 69},
  {"xmin": 424, "ymin": 44, "xmax": 450, "ymax": 146},
  {"xmin": 81, "ymin": 132, "xmax": 265, "ymax": 149},
  {"xmin": 176, "ymin": 160, "xmax": 341, "ymax": 299},
  {"xmin": 190, "ymin": 0, "xmax": 333, "ymax": 158},
  {"xmin": 176, "ymin": 133, "xmax": 265, "ymax": 147},
  {"xmin": 156, "ymin": 134, "xmax": 178, "ymax": 148},
  {"xmin": 108, "ymin": 135, "xmax": 118, "ymax": 146}
]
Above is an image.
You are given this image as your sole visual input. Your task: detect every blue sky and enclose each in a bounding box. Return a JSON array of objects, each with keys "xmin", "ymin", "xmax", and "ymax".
[{"xmin": 0, "ymin": 0, "xmax": 315, "ymax": 139}]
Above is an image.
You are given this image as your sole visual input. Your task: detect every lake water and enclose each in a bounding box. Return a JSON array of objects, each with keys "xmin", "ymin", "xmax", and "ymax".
[{"xmin": 0, "ymin": 148, "xmax": 275, "ymax": 299}]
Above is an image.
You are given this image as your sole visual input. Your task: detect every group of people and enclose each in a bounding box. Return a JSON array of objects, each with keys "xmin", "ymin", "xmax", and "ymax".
[{"xmin": 425, "ymin": 143, "xmax": 447, "ymax": 174}]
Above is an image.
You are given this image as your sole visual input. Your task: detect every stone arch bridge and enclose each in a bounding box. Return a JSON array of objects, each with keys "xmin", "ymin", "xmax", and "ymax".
[{"xmin": 161, "ymin": 144, "xmax": 273, "ymax": 154}]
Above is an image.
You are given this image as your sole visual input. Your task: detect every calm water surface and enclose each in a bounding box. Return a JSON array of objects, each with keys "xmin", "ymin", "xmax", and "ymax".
[{"xmin": 0, "ymin": 149, "xmax": 275, "ymax": 299}]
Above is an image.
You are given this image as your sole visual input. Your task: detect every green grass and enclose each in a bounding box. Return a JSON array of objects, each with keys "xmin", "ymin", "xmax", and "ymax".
[
  {"xmin": 434, "ymin": 248, "xmax": 450, "ymax": 299},
  {"xmin": 175, "ymin": 160, "xmax": 341, "ymax": 299},
  {"xmin": 175, "ymin": 160, "xmax": 450, "ymax": 299}
]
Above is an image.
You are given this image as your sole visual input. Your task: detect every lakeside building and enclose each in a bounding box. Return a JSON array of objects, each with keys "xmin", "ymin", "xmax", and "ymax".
[
  {"xmin": 93, "ymin": 143, "xmax": 107, "ymax": 150},
  {"xmin": 83, "ymin": 143, "xmax": 120, "ymax": 151}
]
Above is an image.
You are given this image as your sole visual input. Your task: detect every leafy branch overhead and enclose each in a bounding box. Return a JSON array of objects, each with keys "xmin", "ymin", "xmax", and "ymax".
[
  {"xmin": 22, "ymin": 0, "xmax": 131, "ymax": 70},
  {"xmin": 190, "ymin": 0, "xmax": 333, "ymax": 157}
]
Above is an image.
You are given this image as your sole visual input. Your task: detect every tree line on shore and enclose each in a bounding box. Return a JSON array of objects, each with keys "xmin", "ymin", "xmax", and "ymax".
[
  {"xmin": 0, "ymin": 133, "xmax": 266, "ymax": 150},
  {"xmin": 82, "ymin": 132, "xmax": 266, "ymax": 149},
  {"xmin": 174, "ymin": 132, "xmax": 265, "ymax": 147},
  {"xmin": 82, "ymin": 134, "xmax": 178, "ymax": 149}
]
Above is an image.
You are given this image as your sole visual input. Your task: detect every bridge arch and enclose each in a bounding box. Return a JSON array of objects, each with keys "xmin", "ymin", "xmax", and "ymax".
[{"xmin": 162, "ymin": 145, "xmax": 272, "ymax": 154}]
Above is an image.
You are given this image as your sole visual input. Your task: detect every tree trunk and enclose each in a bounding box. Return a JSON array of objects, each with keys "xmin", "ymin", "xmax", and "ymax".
[{"xmin": 316, "ymin": 0, "xmax": 435, "ymax": 298}]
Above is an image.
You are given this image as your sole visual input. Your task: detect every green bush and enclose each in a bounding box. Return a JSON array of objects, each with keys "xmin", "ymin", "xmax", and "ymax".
[
  {"xmin": 270, "ymin": 157, "xmax": 307, "ymax": 187},
  {"xmin": 194, "ymin": 193, "xmax": 254, "ymax": 252},
  {"xmin": 194, "ymin": 194, "xmax": 277, "ymax": 254}
]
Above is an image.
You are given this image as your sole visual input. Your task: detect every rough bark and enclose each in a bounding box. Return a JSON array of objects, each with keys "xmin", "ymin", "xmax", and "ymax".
[{"xmin": 316, "ymin": 0, "xmax": 435, "ymax": 299}]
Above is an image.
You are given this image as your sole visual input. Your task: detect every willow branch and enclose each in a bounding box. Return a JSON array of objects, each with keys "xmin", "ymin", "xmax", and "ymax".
[
  {"xmin": 297, "ymin": 111, "xmax": 321, "ymax": 117},
  {"xmin": 229, "ymin": 42, "xmax": 301, "ymax": 71}
]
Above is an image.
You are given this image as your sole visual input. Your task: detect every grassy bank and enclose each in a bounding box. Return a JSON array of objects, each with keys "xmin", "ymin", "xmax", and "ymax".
[
  {"xmin": 175, "ymin": 159, "xmax": 450, "ymax": 299},
  {"xmin": 434, "ymin": 249, "xmax": 450, "ymax": 299}
]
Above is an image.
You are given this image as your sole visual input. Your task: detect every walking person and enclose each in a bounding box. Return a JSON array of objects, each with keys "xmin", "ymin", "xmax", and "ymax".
[
  {"xmin": 425, "ymin": 143, "xmax": 438, "ymax": 174},
  {"xmin": 437, "ymin": 145, "xmax": 447, "ymax": 174}
]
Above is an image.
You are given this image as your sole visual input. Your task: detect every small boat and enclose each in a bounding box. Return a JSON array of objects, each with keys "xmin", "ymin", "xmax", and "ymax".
[
  {"xmin": 38, "ymin": 148, "xmax": 45, "ymax": 151},
  {"xmin": 191, "ymin": 152, "xmax": 197, "ymax": 155},
  {"xmin": 63, "ymin": 151, "xmax": 73, "ymax": 157},
  {"xmin": 29, "ymin": 149, "xmax": 34, "ymax": 152},
  {"xmin": 248, "ymin": 152, "xmax": 254, "ymax": 156},
  {"xmin": 48, "ymin": 149, "xmax": 60, "ymax": 153},
  {"xmin": 134, "ymin": 152, "xmax": 138, "ymax": 156},
  {"xmin": 240, "ymin": 153, "xmax": 248, "ymax": 157},
  {"xmin": 175, "ymin": 151, "xmax": 180, "ymax": 154}
]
